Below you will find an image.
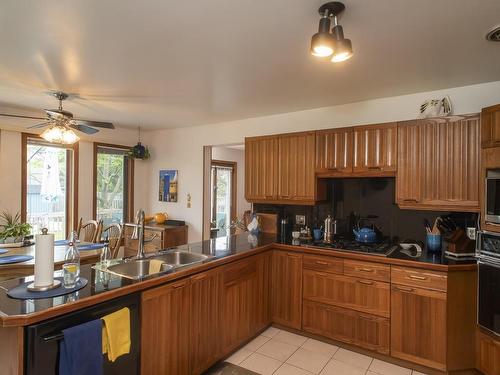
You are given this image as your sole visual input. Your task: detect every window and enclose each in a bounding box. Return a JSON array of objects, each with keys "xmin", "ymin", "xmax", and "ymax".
[
  {"xmin": 22, "ymin": 134, "xmax": 78, "ymax": 240},
  {"xmin": 93, "ymin": 143, "xmax": 134, "ymax": 227},
  {"xmin": 210, "ymin": 160, "xmax": 236, "ymax": 237}
]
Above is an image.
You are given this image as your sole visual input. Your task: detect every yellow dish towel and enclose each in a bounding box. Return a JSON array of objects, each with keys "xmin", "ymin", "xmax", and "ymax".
[
  {"xmin": 102, "ymin": 307, "xmax": 130, "ymax": 362},
  {"xmin": 149, "ymin": 259, "xmax": 164, "ymax": 274}
]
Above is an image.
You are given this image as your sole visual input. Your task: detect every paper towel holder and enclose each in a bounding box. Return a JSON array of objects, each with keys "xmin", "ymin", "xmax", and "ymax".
[{"xmin": 27, "ymin": 228, "xmax": 61, "ymax": 292}]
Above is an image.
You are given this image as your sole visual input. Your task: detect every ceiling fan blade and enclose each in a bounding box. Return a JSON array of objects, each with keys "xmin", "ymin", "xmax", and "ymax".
[
  {"xmin": 69, "ymin": 123, "xmax": 100, "ymax": 135},
  {"xmin": 27, "ymin": 122, "xmax": 51, "ymax": 129},
  {"xmin": 73, "ymin": 119, "xmax": 114, "ymax": 129},
  {"xmin": 0, "ymin": 113, "xmax": 47, "ymax": 120}
]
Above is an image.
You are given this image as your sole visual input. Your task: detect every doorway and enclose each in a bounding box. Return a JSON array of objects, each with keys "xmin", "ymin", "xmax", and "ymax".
[{"xmin": 211, "ymin": 160, "xmax": 236, "ymax": 237}]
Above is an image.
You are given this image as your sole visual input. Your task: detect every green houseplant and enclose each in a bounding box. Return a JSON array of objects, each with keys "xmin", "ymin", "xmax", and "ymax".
[{"xmin": 0, "ymin": 211, "xmax": 31, "ymax": 244}]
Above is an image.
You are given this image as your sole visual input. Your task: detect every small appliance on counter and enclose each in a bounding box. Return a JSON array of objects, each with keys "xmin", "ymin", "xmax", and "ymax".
[{"xmin": 476, "ymin": 230, "xmax": 500, "ymax": 336}]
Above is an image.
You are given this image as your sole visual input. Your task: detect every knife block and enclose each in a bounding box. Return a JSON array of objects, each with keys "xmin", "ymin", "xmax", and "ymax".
[{"xmin": 444, "ymin": 229, "xmax": 475, "ymax": 255}]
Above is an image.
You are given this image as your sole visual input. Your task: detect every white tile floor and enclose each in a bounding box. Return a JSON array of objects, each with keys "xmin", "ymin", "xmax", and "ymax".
[{"xmin": 224, "ymin": 327, "xmax": 427, "ymax": 375}]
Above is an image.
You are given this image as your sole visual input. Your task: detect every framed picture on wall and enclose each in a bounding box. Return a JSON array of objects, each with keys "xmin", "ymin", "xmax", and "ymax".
[{"xmin": 159, "ymin": 170, "xmax": 178, "ymax": 202}]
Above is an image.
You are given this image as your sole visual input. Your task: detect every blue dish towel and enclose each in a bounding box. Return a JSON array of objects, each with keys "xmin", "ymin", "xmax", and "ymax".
[{"xmin": 59, "ymin": 319, "xmax": 103, "ymax": 375}]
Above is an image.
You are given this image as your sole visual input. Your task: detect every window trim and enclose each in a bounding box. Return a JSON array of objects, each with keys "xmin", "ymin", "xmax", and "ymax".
[
  {"xmin": 93, "ymin": 142, "xmax": 135, "ymax": 224},
  {"xmin": 21, "ymin": 133, "xmax": 79, "ymax": 237},
  {"xmin": 211, "ymin": 159, "xmax": 237, "ymax": 233}
]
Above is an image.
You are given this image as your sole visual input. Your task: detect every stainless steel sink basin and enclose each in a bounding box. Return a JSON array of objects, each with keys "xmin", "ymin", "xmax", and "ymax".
[
  {"xmin": 106, "ymin": 259, "xmax": 175, "ymax": 280},
  {"xmin": 103, "ymin": 251, "xmax": 210, "ymax": 280},
  {"xmin": 154, "ymin": 251, "xmax": 210, "ymax": 267}
]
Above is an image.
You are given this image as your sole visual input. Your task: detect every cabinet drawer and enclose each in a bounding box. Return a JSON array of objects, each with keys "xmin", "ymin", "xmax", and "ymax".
[
  {"xmin": 391, "ymin": 266, "xmax": 447, "ymax": 292},
  {"xmin": 303, "ymin": 255, "xmax": 343, "ymax": 274},
  {"xmin": 303, "ymin": 300, "xmax": 390, "ymax": 354},
  {"xmin": 303, "ymin": 270, "xmax": 390, "ymax": 317},
  {"xmin": 344, "ymin": 260, "xmax": 390, "ymax": 282}
]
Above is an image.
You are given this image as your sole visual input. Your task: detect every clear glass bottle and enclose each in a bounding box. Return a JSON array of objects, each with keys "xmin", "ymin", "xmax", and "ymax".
[
  {"xmin": 100, "ymin": 236, "xmax": 111, "ymax": 269},
  {"xmin": 63, "ymin": 237, "xmax": 80, "ymax": 288}
]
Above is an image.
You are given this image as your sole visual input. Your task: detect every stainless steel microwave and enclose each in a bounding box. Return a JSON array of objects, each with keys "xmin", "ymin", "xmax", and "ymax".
[{"xmin": 486, "ymin": 169, "xmax": 500, "ymax": 225}]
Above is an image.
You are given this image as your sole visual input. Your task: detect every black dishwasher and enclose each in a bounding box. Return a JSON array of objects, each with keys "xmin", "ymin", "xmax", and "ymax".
[{"xmin": 25, "ymin": 293, "xmax": 140, "ymax": 375}]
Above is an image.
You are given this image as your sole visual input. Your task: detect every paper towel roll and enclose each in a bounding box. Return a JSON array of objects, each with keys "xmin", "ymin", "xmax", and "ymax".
[{"xmin": 34, "ymin": 230, "xmax": 54, "ymax": 287}]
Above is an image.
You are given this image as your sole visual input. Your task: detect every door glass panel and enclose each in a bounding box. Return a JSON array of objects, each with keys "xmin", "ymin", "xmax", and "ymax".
[
  {"xmin": 96, "ymin": 148, "xmax": 128, "ymax": 227},
  {"xmin": 26, "ymin": 144, "xmax": 67, "ymax": 240}
]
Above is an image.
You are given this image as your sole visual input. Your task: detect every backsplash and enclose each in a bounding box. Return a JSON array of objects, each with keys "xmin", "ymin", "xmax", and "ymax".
[{"xmin": 254, "ymin": 177, "xmax": 477, "ymax": 243}]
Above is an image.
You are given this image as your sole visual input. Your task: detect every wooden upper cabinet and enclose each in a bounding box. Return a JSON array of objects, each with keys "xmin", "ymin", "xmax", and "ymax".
[
  {"xmin": 397, "ymin": 115, "xmax": 480, "ymax": 211},
  {"xmin": 352, "ymin": 123, "xmax": 397, "ymax": 175},
  {"xmin": 245, "ymin": 135, "xmax": 279, "ymax": 201},
  {"xmin": 278, "ymin": 131, "xmax": 318, "ymax": 202},
  {"xmin": 316, "ymin": 127, "xmax": 353, "ymax": 175},
  {"xmin": 481, "ymin": 103, "xmax": 500, "ymax": 148}
]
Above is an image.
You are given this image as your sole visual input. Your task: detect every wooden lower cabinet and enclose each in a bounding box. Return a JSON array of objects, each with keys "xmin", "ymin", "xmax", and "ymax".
[
  {"xmin": 303, "ymin": 300, "xmax": 390, "ymax": 354},
  {"xmin": 220, "ymin": 254, "xmax": 270, "ymax": 355},
  {"xmin": 476, "ymin": 330, "xmax": 500, "ymax": 375},
  {"xmin": 390, "ymin": 284, "xmax": 447, "ymax": 371},
  {"xmin": 141, "ymin": 278, "xmax": 191, "ymax": 375},
  {"xmin": 271, "ymin": 251, "xmax": 302, "ymax": 329},
  {"xmin": 190, "ymin": 269, "xmax": 222, "ymax": 375},
  {"xmin": 303, "ymin": 270, "xmax": 390, "ymax": 318}
]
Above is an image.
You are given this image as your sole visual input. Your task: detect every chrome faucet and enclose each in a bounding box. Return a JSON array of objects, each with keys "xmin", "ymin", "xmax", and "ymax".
[{"xmin": 130, "ymin": 209, "xmax": 156, "ymax": 259}]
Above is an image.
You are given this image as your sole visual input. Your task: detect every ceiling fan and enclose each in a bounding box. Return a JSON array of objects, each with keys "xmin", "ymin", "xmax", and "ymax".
[{"xmin": 0, "ymin": 91, "xmax": 115, "ymax": 144}]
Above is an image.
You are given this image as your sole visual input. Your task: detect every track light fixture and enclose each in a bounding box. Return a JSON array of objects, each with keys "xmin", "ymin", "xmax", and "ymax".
[{"xmin": 310, "ymin": 2, "xmax": 353, "ymax": 63}]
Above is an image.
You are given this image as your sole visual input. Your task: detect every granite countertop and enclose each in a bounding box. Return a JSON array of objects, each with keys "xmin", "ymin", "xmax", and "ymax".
[
  {"xmin": 277, "ymin": 237, "xmax": 477, "ymax": 267},
  {"xmin": 0, "ymin": 232, "xmax": 477, "ymax": 326}
]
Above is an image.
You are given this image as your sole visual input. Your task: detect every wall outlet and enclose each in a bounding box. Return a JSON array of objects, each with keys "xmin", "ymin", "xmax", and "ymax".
[{"xmin": 295, "ymin": 215, "xmax": 306, "ymax": 225}]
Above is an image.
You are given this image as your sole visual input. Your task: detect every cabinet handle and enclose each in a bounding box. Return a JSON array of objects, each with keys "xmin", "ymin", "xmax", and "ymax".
[
  {"xmin": 315, "ymin": 260, "xmax": 329, "ymax": 265},
  {"xmin": 357, "ymin": 280, "xmax": 374, "ymax": 285},
  {"xmin": 408, "ymin": 274, "xmax": 427, "ymax": 280},
  {"xmin": 368, "ymin": 166, "xmax": 382, "ymax": 170},
  {"xmin": 328, "ymin": 167, "xmax": 339, "ymax": 171},
  {"xmin": 172, "ymin": 280, "xmax": 189, "ymax": 289},
  {"xmin": 357, "ymin": 267, "xmax": 374, "ymax": 273},
  {"xmin": 393, "ymin": 285, "xmax": 414, "ymax": 293},
  {"xmin": 402, "ymin": 198, "xmax": 420, "ymax": 203}
]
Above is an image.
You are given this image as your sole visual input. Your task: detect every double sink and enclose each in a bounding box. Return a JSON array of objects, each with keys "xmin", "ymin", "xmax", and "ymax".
[{"xmin": 103, "ymin": 251, "xmax": 211, "ymax": 280}]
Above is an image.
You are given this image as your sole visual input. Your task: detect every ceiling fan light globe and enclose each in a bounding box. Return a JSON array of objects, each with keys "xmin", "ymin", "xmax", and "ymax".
[
  {"xmin": 62, "ymin": 129, "xmax": 79, "ymax": 144},
  {"xmin": 41, "ymin": 125, "xmax": 63, "ymax": 143}
]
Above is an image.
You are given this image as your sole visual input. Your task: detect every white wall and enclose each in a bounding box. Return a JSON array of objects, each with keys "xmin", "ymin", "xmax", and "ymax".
[
  {"xmin": 211, "ymin": 146, "xmax": 251, "ymax": 220},
  {"xmin": 144, "ymin": 80, "xmax": 500, "ymax": 243},
  {"xmin": 0, "ymin": 126, "xmax": 148, "ymax": 227}
]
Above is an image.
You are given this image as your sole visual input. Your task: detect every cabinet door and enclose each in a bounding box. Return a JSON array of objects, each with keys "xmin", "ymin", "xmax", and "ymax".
[
  {"xmin": 316, "ymin": 128, "xmax": 353, "ymax": 175},
  {"xmin": 481, "ymin": 103, "xmax": 500, "ymax": 148},
  {"xmin": 397, "ymin": 115, "xmax": 480, "ymax": 211},
  {"xmin": 476, "ymin": 330, "xmax": 500, "ymax": 375},
  {"xmin": 391, "ymin": 284, "xmax": 447, "ymax": 371},
  {"xmin": 220, "ymin": 257, "xmax": 259, "ymax": 354},
  {"xmin": 141, "ymin": 279, "xmax": 191, "ymax": 375},
  {"xmin": 355, "ymin": 312, "xmax": 390, "ymax": 355},
  {"xmin": 278, "ymin": 132, "xmax": 317, "ymax": 201},
  {"xmin": 353, "ymin": 123, "xmax": 397, "ymax": 174},
  {"xmin": 303, "ymin": 270, "xmax": 390, "ymax": 318},
  {"xmin": 396, "ymin": 121, "xmax": 423, "ymax": 206},
  {"xmin": 190, "ymin": 269, "xmax": 221, "ymax": 375},
  {"xmin": 245, "ymin": 136, "xmax": 279, "ymax": 201},
  {"xmin": 271, "ymin": 251, "xmax": 302, "ymax": 329},
  {"xmin": 303, "ymin": 300, "xmax": 356, "ymax": 345}
]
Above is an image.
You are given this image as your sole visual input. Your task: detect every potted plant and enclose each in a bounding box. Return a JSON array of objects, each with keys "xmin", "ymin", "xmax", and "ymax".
[{"xmin": 0, "ymin": 211, "xmax": 31, "ymax": 244}]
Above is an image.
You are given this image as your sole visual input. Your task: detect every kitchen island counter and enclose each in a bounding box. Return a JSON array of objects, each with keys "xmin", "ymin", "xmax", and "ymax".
[{"xmin": 0, "ymin": 233, "xmax": 476, "ymax": 328}]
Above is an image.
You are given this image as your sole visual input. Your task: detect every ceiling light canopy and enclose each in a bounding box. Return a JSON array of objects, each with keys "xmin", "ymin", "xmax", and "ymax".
[{"xmin": 310, "ymin": 2, "xmax": 353, "ymax": 63}]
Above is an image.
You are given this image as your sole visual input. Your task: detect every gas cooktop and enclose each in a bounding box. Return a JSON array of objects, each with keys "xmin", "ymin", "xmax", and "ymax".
[{"xmin": 308, "ymin": 238, "xmax": 399, "ymax": 257}]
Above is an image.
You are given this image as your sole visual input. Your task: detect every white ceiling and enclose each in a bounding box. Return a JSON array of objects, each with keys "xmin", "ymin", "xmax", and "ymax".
[{"xmin": 0, "ymin": 0, "xmax": 499, "ymax": 130}]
